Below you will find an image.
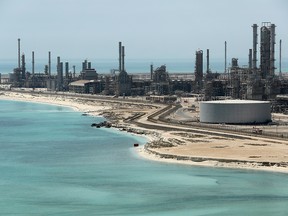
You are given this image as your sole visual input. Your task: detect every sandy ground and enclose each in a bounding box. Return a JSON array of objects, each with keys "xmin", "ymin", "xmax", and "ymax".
[
  {"xmin": 1, "ymin": 90, "xmax": 288, "ymax": 173},
  {"xmin": 137, "ymin": 131, "xmax": 288, "ymax": 173},
  {"xmin": 0, "ymin": 91, "xmax": 157, "ymax": 120}
]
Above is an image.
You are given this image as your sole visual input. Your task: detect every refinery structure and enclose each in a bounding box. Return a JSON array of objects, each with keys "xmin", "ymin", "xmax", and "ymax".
[{"xmin": 1, "ymin": 22, "xmax": 288, "ymax": 113}]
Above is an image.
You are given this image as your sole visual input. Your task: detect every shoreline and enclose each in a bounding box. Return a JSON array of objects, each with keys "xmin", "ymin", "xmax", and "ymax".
[
  {"xmin": 0, "ymin": 91, "xmax": 108, "ymax": 115},
  {"xmin": 1, "ymin": 90, "xmax": 288, "ymax": 174}
]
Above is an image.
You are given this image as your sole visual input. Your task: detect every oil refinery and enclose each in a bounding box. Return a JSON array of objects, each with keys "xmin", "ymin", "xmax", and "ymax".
[{"xmin": 1, "ymin": 22, "xmax": 288, "ymax": 114}]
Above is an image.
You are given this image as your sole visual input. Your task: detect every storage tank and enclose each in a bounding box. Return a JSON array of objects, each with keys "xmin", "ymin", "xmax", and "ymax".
[{"xmin": 199, "ymin": 100, "xmax": 271, "ymax": 124}]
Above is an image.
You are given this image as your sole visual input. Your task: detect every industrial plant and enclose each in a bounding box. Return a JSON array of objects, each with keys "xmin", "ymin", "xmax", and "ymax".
[{"xmin": 0, "ymin": 22, "xmax": 288, "ymax": 114}]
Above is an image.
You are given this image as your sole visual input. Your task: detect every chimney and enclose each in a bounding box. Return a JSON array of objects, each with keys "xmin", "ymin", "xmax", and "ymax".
[
  {"xmin": 73, "ymin": 65, "xmax": 76, "ymax": 78},
  {"xmin": 57, "ymin": 56, "xmax": 60, "ymax": 65},
  {"xmin": 270, "ymin": 24, "xmax": 276, "ymax": 76},
  {"xmin": 21, "ymin": 53, "xmax": 26, "ymax": 79},
  {"xmin": 248, "ymin": 49, "xmax": 252, "ymax": 69},
  {"xmin": 65, "ymin": 62, "xmax": 69, "ymax": 79},
  {"xmin": 121, "ymin": 45, "xmax": 125, "ymax": 72},
  {"xmin": 82, "ymin": 61, "xmax": 86, "ymax": 71},
  {"xmin": 18, "ymin": 38, "xmax": 21, "ymax": 68},
  {"xmin": 224, "ymin": 41, "xmax": 227, "ymax": 73},
  {"xmin": 279, "ymin": 39, "xmax": 282, "ymax": 78},
  {"xmin": 119, "ymin": 42, "xmax": 122, "ymax": 72},
  {"xmin": 206, "ymin": 49, "xmax": 210, "ymax": 73},
  {"xmin": 150, "ymin": 64, "xmax": 153, "ymax": 80},
  {"xmin": 48, "ymin": 51, "xmax": 51, "ymax": 76},
  {"xmin": 32, "ymin": 51, "xmax": 35, "ymax": 75},
  {"xmin": 252, "ymin": 24, "xmax": 258, "ymax": 70}
]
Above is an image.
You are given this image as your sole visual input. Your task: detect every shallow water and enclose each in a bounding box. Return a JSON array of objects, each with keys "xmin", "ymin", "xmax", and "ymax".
[{"xmin": 0, "ymin": 100, "xmax": 287, "ymax": 215}]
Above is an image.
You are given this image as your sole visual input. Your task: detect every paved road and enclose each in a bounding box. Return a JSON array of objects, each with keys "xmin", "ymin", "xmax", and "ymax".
[{"xmin": 174, "ymin": 107, "xmax": 196, "ymax": 121}]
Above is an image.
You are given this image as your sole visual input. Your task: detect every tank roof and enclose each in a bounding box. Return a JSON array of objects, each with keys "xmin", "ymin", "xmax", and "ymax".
[{"xmin": 201, "ymin": 100, "xmax": 270, "ymax": 104}]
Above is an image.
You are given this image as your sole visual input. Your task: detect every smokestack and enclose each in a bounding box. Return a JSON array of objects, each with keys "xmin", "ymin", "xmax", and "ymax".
[
  {"xmin": 73, "ymin": 65, "xmax": 76, "ymax": 78},
  {"xmin": 224, "ymin": 41, "xmax": 227, "ymax": 73},
  {"xmin": 279, "ymin": 39, "xmax": 282, "ymax": 78},
  {"xmin": 32, "ymin": 51, "xmax": 35, "ymax": 75},
  {"xmin": 57, "ymin": 56, "xmax": 60, "ymax": 65},
  {"xmin": 270, "ymin": 24, "xmax": 276, "ymax": 76},
  {"xmin": 21, "ymin": 53, "xmax": 26, "ymax": 79},
  {"xmin": 252, "ymin": 24, "xmax": 258, "ymax": 70},
  {"xmin": 18, "ymin": 38, "xmax": 21, "ymax": 68},
  {"xmin": 119, "ymin": 42, "xmax": 122, "ymax": 72},
  {"xmin": 206, "ymin": 49, "xmax": 210, "ymax": 73},
  {"xmin": 48, "ymin": 51, "xmax": 51, "ymax": 76},
  {"xmin": 150, "ymin": 64, "xmax": 153, "ymax": 80},
  {"xmin": 82, "ymin": 60, "xmax": 86, "ymax": 71},
  {"xmin": 57, "ymin": 56, "xmax": 63, "ymax": 91},
  {"xmin": 121, "ymin": 45, "xmax": 125, "ymax": 72},
  {"xmin": 65, "ymin": 62, "xmax": 69, "ymax": 79},
  {"xmin": 248, "ymin": 49, "xmax": 252, "ymax": 69}
]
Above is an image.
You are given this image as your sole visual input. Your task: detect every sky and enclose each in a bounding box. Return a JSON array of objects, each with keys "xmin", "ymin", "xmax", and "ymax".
[{"xmin": 0, "ymin": 0, "xmax": 287, "ymax": 63}]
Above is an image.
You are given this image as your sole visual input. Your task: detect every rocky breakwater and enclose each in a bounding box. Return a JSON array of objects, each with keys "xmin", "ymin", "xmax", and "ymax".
[{"xmin": 91, "ymin": 121, "xmax": 112, "ymax": 128}]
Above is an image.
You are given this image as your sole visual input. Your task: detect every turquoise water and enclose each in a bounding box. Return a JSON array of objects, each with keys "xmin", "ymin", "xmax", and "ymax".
[
  {"xmin": 1, "ymin": 58, "xmax": 288, "ymax": 74},
  {"xmin": 0, "ymin": 58, "xmax": 208, "ymax": 74},
  {"xmin": 0, "ymin": 100, "xmax": 288, "ymax": 215}
]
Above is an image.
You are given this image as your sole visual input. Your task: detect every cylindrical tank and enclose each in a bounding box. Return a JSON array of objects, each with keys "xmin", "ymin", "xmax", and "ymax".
[{"xmin": 199, "ymin": 100, "xmax": 271, "ymax": 124}]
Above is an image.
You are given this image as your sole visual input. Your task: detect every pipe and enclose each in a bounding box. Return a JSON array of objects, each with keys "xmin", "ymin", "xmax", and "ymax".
[{"xmin": 119, "ymin": 42, "xmax": 122, "ymax": 72}]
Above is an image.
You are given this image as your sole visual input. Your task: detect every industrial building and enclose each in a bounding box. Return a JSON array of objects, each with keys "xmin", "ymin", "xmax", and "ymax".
[
  {"xmin": 80, "ymin": 60, "xmax": 98, "ymax": 80},
  {"xmin": 68, "ymin": 80, "xmax": 103, "ymax": 94}
]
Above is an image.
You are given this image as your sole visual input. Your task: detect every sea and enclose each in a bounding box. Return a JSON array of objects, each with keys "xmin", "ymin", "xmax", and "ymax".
[
  {"xmin": 0, "ymin": 99, "xmax": 288, "ymax": 215},
  {"xmin": 1, "ymin": 58, "xmax": 288, "ymax": 74}
]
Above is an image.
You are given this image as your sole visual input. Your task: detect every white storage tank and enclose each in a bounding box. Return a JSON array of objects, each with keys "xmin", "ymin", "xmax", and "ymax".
[{"xmin": 199, "ymin": 100, "xmax": 271, "ymax": 124}]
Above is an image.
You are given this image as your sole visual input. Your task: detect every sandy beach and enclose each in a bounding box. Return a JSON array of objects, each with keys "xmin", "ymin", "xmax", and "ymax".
[
  {"xmin": 137, "ymin": 131, "xmax": 288, "ymax": 173},
  {"xmin": 0, "ymin": 91, "xmax": 109, "ymax": 115},
  {"xmin": 1, "ymin": 90, "xmax": 288, "ymax": 173}
]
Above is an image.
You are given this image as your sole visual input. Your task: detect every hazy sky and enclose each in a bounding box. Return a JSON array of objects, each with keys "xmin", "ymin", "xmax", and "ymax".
[{"xmin": 0, "ymin": 0, "xmax": 287, "ymax": 62}]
